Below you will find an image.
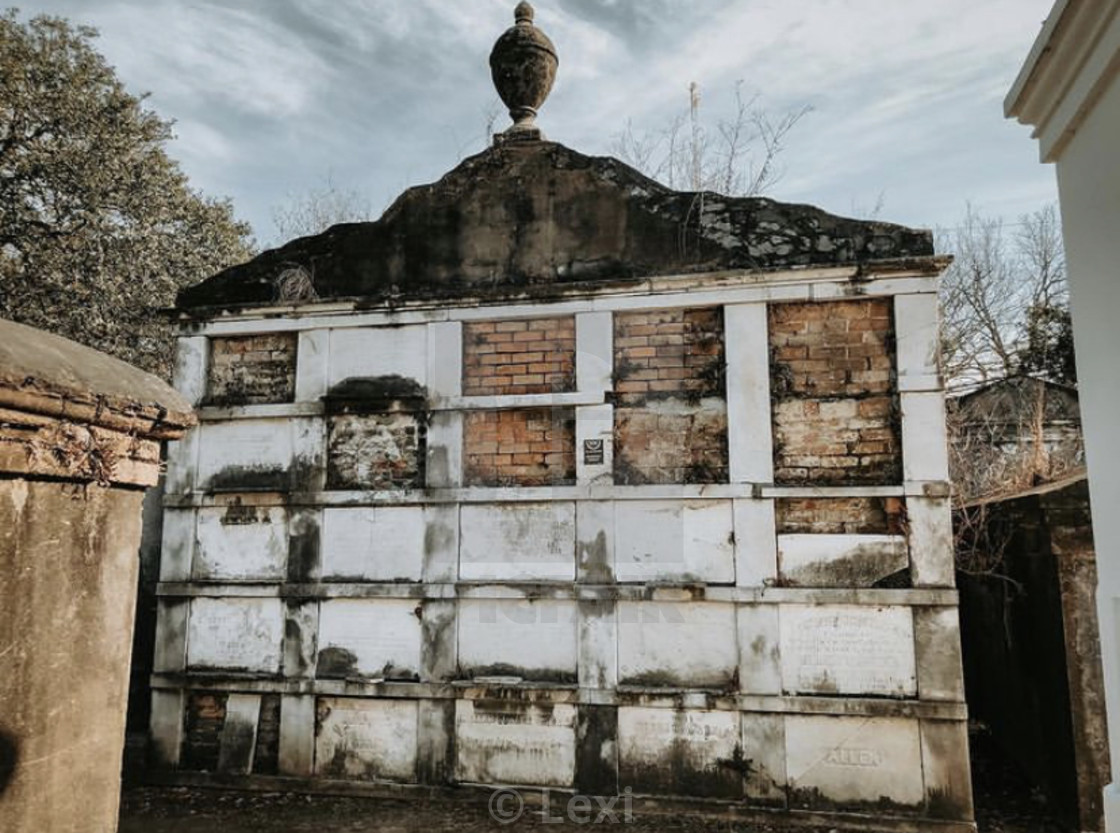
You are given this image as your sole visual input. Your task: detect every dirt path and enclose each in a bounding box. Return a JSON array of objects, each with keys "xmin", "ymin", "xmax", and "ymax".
[
  {"xmin": 118, "ymin": 787, "xmax": 836, "ymax": 833},
  {"xmin": 118, "ymin": 782, "xmax": 1073, "ymax": 833}
]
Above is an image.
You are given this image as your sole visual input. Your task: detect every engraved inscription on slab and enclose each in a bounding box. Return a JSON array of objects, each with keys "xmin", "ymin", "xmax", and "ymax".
[
  {"xmin": 187, "ymin": 598, "xmax": 283, "ymax": 673},
  {"xmin": 456, "ymin": 700, "xmax": 577, "ymax": 788},
  {"xmin": 779, "ymin": 605, "xmax": 916, "ymax": 697},
  {"xmin": 785, "ymin": 715, "xmax": 924, "ymax": 808},
  {"xmin": 315, "ymin": 698, "xmax": 419, "ymax": 782}
]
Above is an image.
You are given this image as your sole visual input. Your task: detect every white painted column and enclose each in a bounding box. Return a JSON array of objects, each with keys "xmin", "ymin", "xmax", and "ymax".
[
  {"xmin": 163, "ymin": 430, "xmax": 200, "ymax": 496},
  {"xmin": 150, "ymin": 598, "xmax": 190, "ymax": 769},
  {"xmin": 152, "ymin": 600, "xmax": 189, "ymax": 674},
  {"xmin": 422, "ymin": 504, "xmax": 460, "ymax": 583},
  {"xmin": 158, "ymin": 509, "xmax": 196, "ymax": 582},
  {"xmin": 576, "ymin": 312, "xmax": 614, "ymax": 485},
  {"xmin": 901, "ymin": 393, "xmax": 950, "ymax": 485},
  {"xmin": 914, "ymin": 607, "xmax": 966, "ymax": 702},
  {"xmin": 733, "ymin": 500, "xmax": 778, "ymax": 587},
  {"xmin": 278, "ymin": 695, "xmax": 316, "ymax": 777},
  {"xmin": 427, "ymin": 321, "xmax": 464, "ymax": 489},
  {"xmin": 724, "ymin": 303, "xmax": 775, "ymax": 484},
  {"xmin": 576, "ymin": 500, "xmax": 615, "ymax": 583},
  {"xmin": 424, "ymin": 320, "xmax": 463, "ymax": 708},
  {"xmin": 291, "ymin": 418, "xmax": 327, "ymax": 493},
  {"xmin": 576, "ymin": 405, "xmax": 613, "ymax": 485},
  {"xmin": 294, "ymin": 329, "xmax": 330, "ymax": 402},
  {"xmin": 417, "ymin": 700, "xmax": 456, "ymax": 785},
  {"xmin": 1052, "ymin": 73, "xmax": 1120, "ymax": 827},
  {"xmin": 894, "ymin": 293, "xmax": 943, "ymax": 394},
  {"xmin": 577, "ymin": 501, "xmax": 617, "ymax": 695},
  {"xmin": 149, "ymin": 690, "xmax": 185, "ymax": 768},
  {"xmin": 152, "ymin": 333, "xmax": 205, "ymax": 772},
  {"xmin": 281, "ymin": 601, "xmax": 319, "ymax": 678},
  {"xmin": 427, "ymin": 322, "xmax": 463, "ymax": 406},
  {"xmin": 896, "ymin": 289, "xmax": 951, "ymax": 491},
  {"xmin": 421, "ymin": 601, "xmax": 458, "ymax": 682},
  {"xmin": 737, "ymin": 605, "xmax": 781, "ymax": 694},
  {"xmin": 895, "ymin": 291, "xmax": 956, "ymax": 586},
  {"xmin": 725, "ymin": 304, "xmax": 779, "ymax": 588},
  {"xmin": 173, "ymin": 335, "xmax": 209, "ymax": 407}
]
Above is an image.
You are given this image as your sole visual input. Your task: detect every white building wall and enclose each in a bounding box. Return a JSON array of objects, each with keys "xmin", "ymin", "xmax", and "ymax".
[
  {"xmin": 1008, "ymin": 4, "xmax": 1120, "ymax": 824},
  {"xmin": 149, "ymin": 269, "xmax": 969, "ymax": 827},
  {"xmin": 1057, "ymin": 70, "xmax": 1120, "ymax": 831}
]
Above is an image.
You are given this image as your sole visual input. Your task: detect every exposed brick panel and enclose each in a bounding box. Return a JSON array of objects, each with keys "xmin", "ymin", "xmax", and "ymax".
[
  {"xmin": 206, "ymin": 334, "xmax": 297, "ymax": 406},
  {"xmin": 327, "ymin": 413, "xmax": 426, "ymax": 490},
  {"xmin": 464, "ymin": 407, "xmax": 576, "ymax": 487},
  {"xmin": 769, "ymin": 300, "xmax": 894, "ymax": 397},
  {"xmin": 615, "ymin": 405, "xmax": 728, "ymax": 485},
  {"xmin": 769, "ymin": 300, "xmax": 900, "ymax": 485},
  {"xmin": 613, "ymin": 308, "xmax": 727, "ymax": 484},
  {"xmin": 463, "ymin": 317, "xmax": 576, "ymax": 396},
  {"xmin": 776, "ymin": 497, "xmax": 906, "ymax": 535},
  {"xmin": 613, "ymin": 308, "xmax": 725, "ymax": 404},
  {"xmin": 252, "ymin": 694, "xmax": 281, "ymax": 776},
  {"xmin": 181, "ymin": 692, "xmax": 228, "ymax": 772}
]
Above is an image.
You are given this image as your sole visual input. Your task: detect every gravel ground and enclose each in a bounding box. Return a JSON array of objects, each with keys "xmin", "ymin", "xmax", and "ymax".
[
  {"xmin": 118, "ymin": 788, "xmax": 836, "ymax": 833},
  {"xmin": 116, "ymin": 782, "xmax": 1066, "ymax": 833}
]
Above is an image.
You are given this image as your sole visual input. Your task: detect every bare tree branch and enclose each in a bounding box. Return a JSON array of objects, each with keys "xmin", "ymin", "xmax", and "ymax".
[
  {"xmin": 270, "ymin": 173, "xmax": 374, "ymax": 243},
  {"xmin": 610, "ymin": 82, "xmax": 812, "ymax": 198}
]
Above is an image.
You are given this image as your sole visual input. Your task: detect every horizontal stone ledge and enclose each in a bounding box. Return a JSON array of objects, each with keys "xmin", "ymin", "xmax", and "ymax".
[
  {"xmin": 146, "ymin": 771, "xmax": 975, "ymax": 833},
  {"xmin": 174, "ymin": 266, "xmax": 945, "ymax": 331},
  {"xmin": 148, "ymin": 674, "xmax": 966, "ymax": 720},
  {"xmin": 163, "ymin": 482, "xmax": 951, "ymax": 507},
  {"xmin": 178, "ymin": 268, "xmax": 943, "ymax": 335},
  {"xmin": 0, "ymin": 418, "xmax": 166, "ymax": 488},
  {"xmin": 155, "ymin": 581, "xmax": 959, "ymax": 606},
  {"xmin": 196, "ymin": 391, "xmax": 608, "ymax": 421}
]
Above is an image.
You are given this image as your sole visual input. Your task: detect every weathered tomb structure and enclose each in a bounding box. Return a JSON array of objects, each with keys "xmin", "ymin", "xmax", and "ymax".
[
  {"xmin": 149, "ymin": 4, "xmax": 973, "ymax": 829},
  {"xmin": 0, "ymin": 320, "xmax": 194, "ymax": 833}
]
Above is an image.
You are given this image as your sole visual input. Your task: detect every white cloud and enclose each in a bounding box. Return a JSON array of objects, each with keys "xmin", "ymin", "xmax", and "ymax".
[{"xmin": 19, "ymin": 0, "xmax": 1061, "ymax": 238}]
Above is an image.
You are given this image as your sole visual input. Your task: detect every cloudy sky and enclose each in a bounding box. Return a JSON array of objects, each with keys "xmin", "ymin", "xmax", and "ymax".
[{"xmin": 23, "ymin": 0, "xmax": 1059, "ymax": 246}]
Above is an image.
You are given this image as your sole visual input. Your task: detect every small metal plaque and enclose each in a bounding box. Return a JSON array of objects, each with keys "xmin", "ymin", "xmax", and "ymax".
[{"xmin": 583, "ymin": 439, "xmax": 605, "ymax": 465}]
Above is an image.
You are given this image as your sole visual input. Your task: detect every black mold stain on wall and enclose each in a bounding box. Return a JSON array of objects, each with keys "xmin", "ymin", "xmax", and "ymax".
[
  {"xmin": 576, "ymin": 706, "xmax": 618, "ymax": 796},
  {"xmin": 287, "ymin": 512, "xmax": 321, "ymax": 583},
  {"xmin": 0, "ymin": 729, "xmax": 18, "ymax": 795}
]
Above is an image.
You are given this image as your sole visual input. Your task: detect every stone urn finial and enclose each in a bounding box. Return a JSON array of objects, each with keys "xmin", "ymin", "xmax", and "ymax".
[{"xmin": 490, "ymin": 2, "xmax": 558, "ymax": 139}]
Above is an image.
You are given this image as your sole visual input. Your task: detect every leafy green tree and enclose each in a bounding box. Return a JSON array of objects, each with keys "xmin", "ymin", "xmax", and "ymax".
[{"xmin": 0, "ymin": 10, "xmax": 254, "ymax": 378}]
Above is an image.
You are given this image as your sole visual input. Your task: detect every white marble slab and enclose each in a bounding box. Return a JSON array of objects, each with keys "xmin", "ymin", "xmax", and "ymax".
[
  {"xmin": 455, "ymin": 700, "xmax": 576, "ymax": 788},
  {"xmin": 321, "ymin": 506, "xmax": 426, "ymax": 582},
  {"xmin": 317, "ymin": 599, "xmax": 423, "ymax": 680},
  {"xmin": 315, "ymin": 697, "xmax": 419, "ymax": 782},
  {"xmin": 785, "ymin": 715, "xmax": 924, "ymax": 809},
  {"xmin": 779, "ymin": 604, "xmax": 916, "ymax": 697},
  {"xmin": 614, "ymin": 500, "xmax": 735, "ymax": 584},
  {"xmin": 460, "ymin": 502, "xmax": 576, "ymax": 582},
  {"xmin": 186, "ymin": 597, "xmax": 284, "ymax": 673}
]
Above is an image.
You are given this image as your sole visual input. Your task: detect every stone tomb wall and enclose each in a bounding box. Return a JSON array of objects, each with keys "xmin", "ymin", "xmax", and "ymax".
[{"xmin": 152, "ymin": 276, "xmax": 970, "ymax": 827}]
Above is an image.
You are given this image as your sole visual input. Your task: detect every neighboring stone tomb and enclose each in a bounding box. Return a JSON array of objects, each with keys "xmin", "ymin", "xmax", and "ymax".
[{"xmin": 148, "ymin": 5, "xmax": 972, "ymax": 830}]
